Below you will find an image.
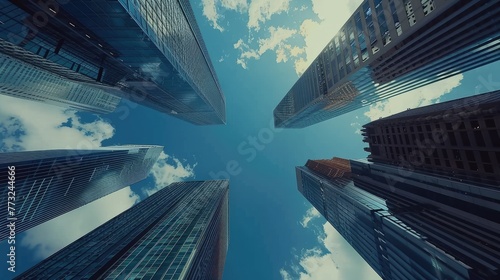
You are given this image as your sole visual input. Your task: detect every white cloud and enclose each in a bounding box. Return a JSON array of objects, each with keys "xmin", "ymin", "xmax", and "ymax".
[
  {"xmin": 293, "ymin": 0, "xmax": 363, "ymax": 75},
  {"xmin": 220, "ymin": 0, "xmax": 248, "ymax": 11},
  {"xmin": 247, "ymin": 0, "xmax": 291, "ymax": 31},
  {"xmin": 0, "ymin": 95, "xmax": 114, "ymax": 152},
  {"xmin": 224, "ymin": 0, "xmax": 363, "ymax": 75},
  {"xmin": 147, "ymin": 151, "xmax": 197, "ymax": 196},
  {"xmin": 202, "ymin": 0, "xmax": 225, "ymax": 32},
  {"xmin": 257, "ymin": 26, "xmax": 296, "ymax": 55},
  {"xmin": 364, "ymin": 74, "xmax": 464, "ymax": 121},
  {"xmin": 301, "ymin": 207, "xmax": 320, "ymax": 228},
  {"xmin": 289, "ymin": 46, "xmax": 305, "ymax": 57},
  {"xmin": 201, "ymin": 0, "xmax": 248, "ymax": 32},
  {"xmin": 280, "ymin": 268, "xmax": 293, "ymax": 280},
  {"xmin": 234, "ymin": 38, "xmax": 261, "ymax": 69},
  {"xmin": 281, "ymin": 222, "xmax": 382, "ymax": 280},
  {"xmin": 234, "ymin": 26, "xmax": 297, "ymax": 69},
  {"xmin": 21, "ymin": 186, "xmax": 139, "ymax": 260}
]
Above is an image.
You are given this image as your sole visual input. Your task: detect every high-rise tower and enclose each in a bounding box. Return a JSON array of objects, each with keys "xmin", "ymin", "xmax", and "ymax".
[
  {"xmin": 297, "ymin": 158, "xmax": 500, "ymax": 279},
  {"xmin": 362, "ymin": 90, "xmax": 500, "ymax": 187},
  {"xmin": 16, "ymin": 180, "xmax": 229, "ymax": 280},
  {"xmin": 274, "ymin": 0, "xmax": 500, "ymax": 128},
  {"xmin": 0, "ymin": 0, "xmax": 226, "ymax": 124},
  {"xmin": 0, "ymin": 49, "xmax": 121, "ymax": 114},
  {"xmin": 0, "ymin": 145, "xmax": 162, "ymax": 240}
]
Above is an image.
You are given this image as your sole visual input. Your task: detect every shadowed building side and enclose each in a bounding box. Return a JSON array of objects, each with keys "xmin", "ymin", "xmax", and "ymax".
[
  {"xmin": 362, "ymin": 90, "xmax": 500, "ymax": 187},
  {"xmin": 297, "ymin": 157, "xmax": 500, "ymax": 279}
]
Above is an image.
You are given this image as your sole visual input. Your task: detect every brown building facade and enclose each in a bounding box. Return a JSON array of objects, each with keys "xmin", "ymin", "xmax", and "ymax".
[{"xmin": 362, "ymin": 90, "xmax": 500, "ymax": 187}]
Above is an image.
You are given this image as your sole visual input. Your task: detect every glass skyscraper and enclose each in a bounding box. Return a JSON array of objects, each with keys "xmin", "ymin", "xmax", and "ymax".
[
  {"xmin": 16, "ymin": 180, "xmax": 229, "ymax": 280},
  {"xmin": 0, "ymin": 0, "xmax": 226, "ymax": 124},
  {"xmin": 0, "ymin": 47, "xmax": 121, "ymax": 114},
  {"xmin": 274, "ymin": 0, "xmax": 500, "ymax": 128},
  {"xmin": 297, "ymin": 158, "xmax": 499, "ymax": 280},
  {"xmin": 0, "ymin": 145, "xmax": 162, "ymax": 240}
]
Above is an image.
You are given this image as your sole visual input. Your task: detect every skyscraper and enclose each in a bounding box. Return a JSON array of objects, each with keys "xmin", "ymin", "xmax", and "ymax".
[
  {"xmin": 0, "ymin": 48, "xmax": 121, "ymax": 114},
  {"xmin": 274, "ymin": 0, "xmax": 500, "ymax": 128},
  {"xmin": 362, "ymin": 90, "xmax": 500, "ymax": 187},
  {"xmin": 0, "ymin": 145, "xmax": 162, "ymax": 240},
  {"xmin": 16, "ymin": 180, "xmax": 229, "ymax": 280},
  {"xmin": 297, "ymin": 158, "xmax": 500, "ymax": 280},
  {"xmin": 0, "ymin": 0, "xmax": 226, "ymax": 124}
]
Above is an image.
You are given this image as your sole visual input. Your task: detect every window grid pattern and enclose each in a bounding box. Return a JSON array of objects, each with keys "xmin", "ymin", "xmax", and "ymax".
[
  {"xmin": 0, "ymin": 0, "xmax": 226, "ymax": 125},
  {"xmin": 0, "ymin": 146, "xmax": 163, "ymax": 240},
  {"xmin": 274, "ymin": 0, "xmax": 500, "ymax": 128},
  {"xmin": 297, "ymin": 159, "xmax": 500, "ymax": 280},
  {"xmin": 16, "ymin": 180, "xmax": 229, "ymax": 280},
  {"xmin": 364, "ymin": 90, "xmax": 500, "ymax": 187},
  {"xmin": 0, "ymin": 52, "xmax": 120, "ymax": 113}
]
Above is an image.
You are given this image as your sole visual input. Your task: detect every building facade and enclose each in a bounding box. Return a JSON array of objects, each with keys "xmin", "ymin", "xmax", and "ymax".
[
  {"xmin": 16, "ymin": 180, "xmax": 229, "ymax": 280},
  {"xmin": 274, "ymin": 0, "xmax": 500, "ymax": 128},
  {"xmin": 0, "ymin": 0, "xmax": 226, "ymax": 124},
  {"xmin": 362, "ymin": 90, "xmax": 500, "ymax": 187},
  {"xmin": 0, "ymin": 49, "xmax": 121, "ymax": 114},
  {"xmin": 0, "ymin": 145, "xmax": 162, "ymax": 240},
  {"xmin": 297, "ymin": 157, "xmax": 500, "ymax": 280}
]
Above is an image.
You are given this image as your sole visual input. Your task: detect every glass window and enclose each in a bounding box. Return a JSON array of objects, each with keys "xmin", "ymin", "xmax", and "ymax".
[
  {"xmin": 404, "ymin": 0, "xmax": 417, "ymax": 26},
  {"xmin": 485, "ymin": 119, "xmax": 496, "ymax": 128},
  {"xmin": 448, "ymin": 132, "xmax": 457, "ymax": 146},
  {"xmin": 469, "ymin": 162, "xmax": 478, "ymax": 171},
  {"xmin": 465, "ymin": 150, "xmax": 475, "ymax": 161},
  {"xmin": 470, "ymin": 120, "xmax": 480, "ymax": 129},
  {"xmin": 489, "ymin": 130, "xmax": 500, "ymax": 147},
  {"xmin": 474, "ymin": 131, "xmax": 485, "ymax": 147},
  {"xmin": 421, "ymin": 0, "xmax": 435, "ymax": 16},
  {"xmin": 460, "ymin": 132, "xmax": 471, "ymax": 146},
  {"xmin": 389, "ymin": 0, "xmax": 402, "ymax": 36},
  {"xmin": 480, "ymin": 151, "xmax": 490, "ymax": 163},
  {"xmin": 363, "ymin": 1, "xmax": 378, "ymax": 52},
  {"xmin": 484, "ymin": 164, "xmax": 494, "ymax": 173},
  {"xmin": 374, "ymin": 0, "xmax": 391, "ymax": 45},
  {"xmin": 355, "ymin": 11, "xmax": 369, "ymax": 61}
]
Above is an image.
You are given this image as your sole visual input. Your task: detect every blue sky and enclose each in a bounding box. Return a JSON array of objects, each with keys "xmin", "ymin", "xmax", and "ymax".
[{"xmin": 1, "ymin": 0, "xmax": 500, "ymax": 279}]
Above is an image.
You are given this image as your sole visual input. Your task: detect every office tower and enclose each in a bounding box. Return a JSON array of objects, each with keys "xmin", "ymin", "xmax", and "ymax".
[
  {"xmin": 274, "ymin": 0, "xmax": 500, "ymax": 128},
  {"xmin": 0, "ymin": 145, "xmax": 162, "ymax": 240},
  {"xmin": 0, "ymin": 49, "xmax": 121, "ymax": 114},
  {"xmin": 362, "ymin": 90, "xmax": 500, "ymax": 186},
  {"xmin": 0, "ymin": 0, "xmax": 226, "ymax": 124},
  {"xmin": 16, "ymin": 180, "xmax": 229, "ymax": 280},
  {"xmin": 297, "ymin": 158, "xmax": 500, "ymax": 280}
]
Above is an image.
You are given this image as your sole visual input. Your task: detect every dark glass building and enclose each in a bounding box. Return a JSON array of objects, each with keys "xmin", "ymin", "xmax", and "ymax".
[
  {"xmin": 274, "ymin": 0, "xmax": 500, "ymax": 128},
  {"xmin": 0, "ymin": 145, "xmax": 162, "ymax": 240},
  {"xmin": 0, "ymin": 0, "xmax": 226, "ymax": 124},
  {"xmin": 16, "ymin": 180, "xmax": 229, "ymax": 280},
  {"xmin": 297, "ymin": 157, "xmax": 500, "ymax": 280},
  {"xmin": 362, "ymin": 90, "xmax": 500, "ymax": 187}
]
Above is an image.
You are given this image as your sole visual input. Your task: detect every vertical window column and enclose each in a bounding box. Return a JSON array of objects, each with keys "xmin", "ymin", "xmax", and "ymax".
[
  {"xmin": 363, "ymin": 1, "xmax": 380, "ymax": 54},
  {"xmin": 355, "ymin": 11, "xmax": 369, "ymax": 62}
]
